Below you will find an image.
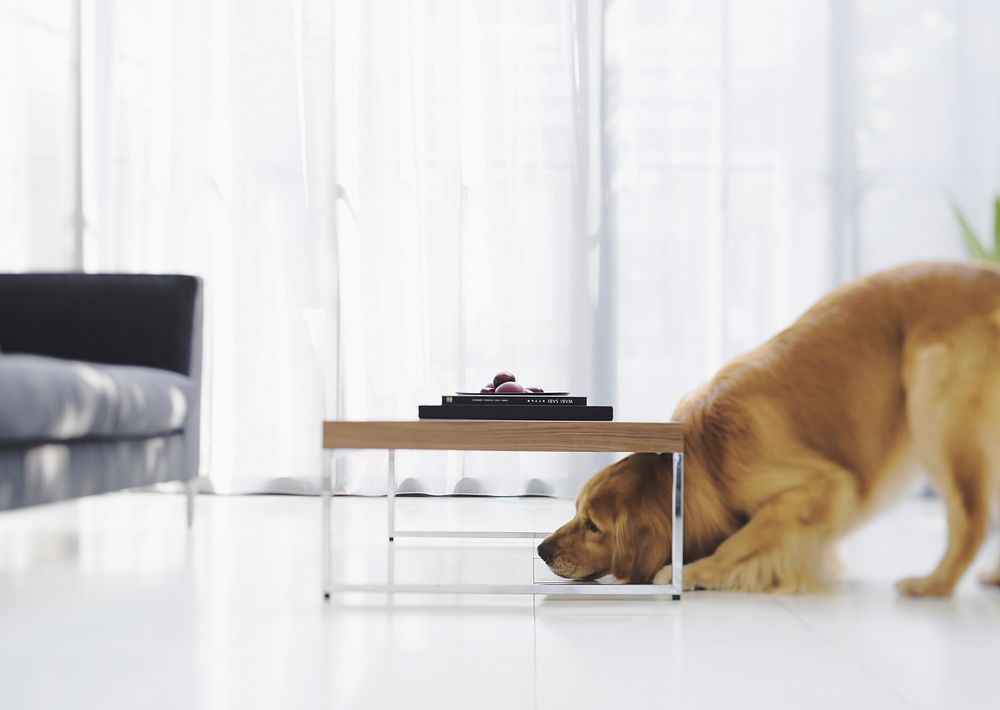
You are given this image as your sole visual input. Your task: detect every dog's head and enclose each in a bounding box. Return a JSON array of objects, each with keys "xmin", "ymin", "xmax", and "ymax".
[{"xmin": 536, "ymin": 453, "xmax": 674, "ymax": 584}]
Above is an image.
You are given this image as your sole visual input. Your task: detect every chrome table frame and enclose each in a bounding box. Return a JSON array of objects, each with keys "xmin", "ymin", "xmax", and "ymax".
[{"xmin": 321, "ymin": 421, "xmax": 684, "ymax": 599}]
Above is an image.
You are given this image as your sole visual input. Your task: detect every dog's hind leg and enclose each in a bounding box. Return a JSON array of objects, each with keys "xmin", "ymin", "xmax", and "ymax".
[
  {"xmin": 978, "ymin": 469, "xmax": 1000, "ymax": 587},
  {"xmin": 897, "ymin": 331, "xmax": 999, "ymax": 597},
  {"xmin": 894, "ymin": 446, "xmax": 990, "ymax": 597},
  {"xmin": 678, "ymin": 460, "xmax": 859, "ymax": 593},
  {"xmin": 978, "ymin": 314, "xmax": 1000, "ymax": 589}
]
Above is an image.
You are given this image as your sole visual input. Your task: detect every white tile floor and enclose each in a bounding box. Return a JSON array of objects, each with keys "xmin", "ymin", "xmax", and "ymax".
[{"xmin": 1, "ymin": 492, "xmax": 998, "ymax": 710}]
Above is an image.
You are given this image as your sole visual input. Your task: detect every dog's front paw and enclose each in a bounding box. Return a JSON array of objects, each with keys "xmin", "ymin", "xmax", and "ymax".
[
  {"xmin": 895, "ymin": 575, "xmax": 954, "ymax": 598},
  {"xmin": 652, "ymin": 564, "xmax": 703, "ymax": 590},
  {"xmin": 977, "ymin": 569, "xmax": 1000, "ymax": 587},
  {"xmin": 652, "ymin": 565, "xmax": 674, "ymax": 586}
]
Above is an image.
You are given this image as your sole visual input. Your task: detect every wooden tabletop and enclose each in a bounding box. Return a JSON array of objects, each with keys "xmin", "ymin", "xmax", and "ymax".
[{"xmin": 322, "ymin": 420, "xmax": 683, "ymax": 453}]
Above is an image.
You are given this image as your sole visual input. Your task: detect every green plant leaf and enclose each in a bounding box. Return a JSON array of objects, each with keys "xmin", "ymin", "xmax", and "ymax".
[{"xmin": 951, "ymin": 201, "xmax": 988, "ymax": 261}]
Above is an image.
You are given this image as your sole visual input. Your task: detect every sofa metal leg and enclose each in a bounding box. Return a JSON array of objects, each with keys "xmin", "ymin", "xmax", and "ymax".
[{"xmin": 186, "ymin": 477, "xmax": 197, "ymax": 529}]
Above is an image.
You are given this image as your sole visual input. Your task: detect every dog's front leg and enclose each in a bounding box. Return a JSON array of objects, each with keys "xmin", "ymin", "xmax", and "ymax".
[
  {"xmin": 651, "ymin": 558, "xmax": 741, "ymax": 591},
  {"xmin": 664, "ymin": 468, "xmax": 856, "ymax": 593}
]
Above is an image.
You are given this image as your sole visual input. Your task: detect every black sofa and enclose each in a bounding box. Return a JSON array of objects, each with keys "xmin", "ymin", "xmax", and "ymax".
[{"xmin": 0, "ymin": 274, "xmax": 202, "ymax": 516}]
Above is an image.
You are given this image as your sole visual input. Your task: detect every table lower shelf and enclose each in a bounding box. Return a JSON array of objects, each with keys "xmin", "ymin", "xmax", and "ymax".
[
  {"xmin": 325, "ymin": 538, "xmax": 682, "ymax": 599},
  {"xmin": 391, "ymin": 529, "xmax": 548, "ymax": 539},
  {"xmin": 324, "ymin": 582, "xmax": 681, "ymax": 598}
]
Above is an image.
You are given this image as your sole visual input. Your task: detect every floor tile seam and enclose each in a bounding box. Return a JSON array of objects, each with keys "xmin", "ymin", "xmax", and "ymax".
[{"xmin": 773, "ymin": 596, "xmax": 919, "ymax": 710}]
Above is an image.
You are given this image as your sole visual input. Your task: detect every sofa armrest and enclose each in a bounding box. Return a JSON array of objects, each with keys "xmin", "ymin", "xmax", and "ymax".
[{"xmin": 0, "ymin": 273, "xmax": 203, "ymax": 379}]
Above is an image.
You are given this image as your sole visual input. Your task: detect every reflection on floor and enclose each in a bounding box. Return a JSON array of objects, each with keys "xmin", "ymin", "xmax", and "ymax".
[{"xmin": 0, "ymin": 492, "xmax": 998, "ymax": 710}]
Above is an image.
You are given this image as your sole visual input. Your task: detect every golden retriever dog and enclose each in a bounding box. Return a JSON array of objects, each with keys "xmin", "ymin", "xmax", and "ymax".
[{"xmin": 537, "ymin": 261, "xmax": 1000, "ymax": 596}]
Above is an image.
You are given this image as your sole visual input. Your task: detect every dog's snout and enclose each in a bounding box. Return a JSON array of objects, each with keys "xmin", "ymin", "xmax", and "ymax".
[{"xmin": 537, "ymin": 540, "xmax": 553, "ymax": 564}]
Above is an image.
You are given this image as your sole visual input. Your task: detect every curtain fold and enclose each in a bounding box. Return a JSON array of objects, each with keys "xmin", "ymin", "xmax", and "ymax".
[
  {"xmin": 0, "ymin": 0, "xmax": 78, "ymax": 270},
  {"xmin": 2, "ymin": 0, "xmax": 999, "ymax": 497}
]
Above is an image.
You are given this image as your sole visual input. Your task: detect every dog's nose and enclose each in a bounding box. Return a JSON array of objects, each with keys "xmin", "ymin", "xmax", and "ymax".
[{"xmin": 537, "ymin": 541, "xmax": 553, "ymax": 564}]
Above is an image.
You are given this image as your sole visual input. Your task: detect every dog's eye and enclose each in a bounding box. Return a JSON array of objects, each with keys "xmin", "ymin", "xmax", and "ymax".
[{"xmin": 584, "ymin": 518, "xmax": 600, "ymax": 534}]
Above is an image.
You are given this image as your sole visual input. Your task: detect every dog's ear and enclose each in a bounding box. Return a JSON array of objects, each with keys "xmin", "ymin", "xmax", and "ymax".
[{"xmin": 610, "ymin": 512, "xmax": 669, "ymax": 584}]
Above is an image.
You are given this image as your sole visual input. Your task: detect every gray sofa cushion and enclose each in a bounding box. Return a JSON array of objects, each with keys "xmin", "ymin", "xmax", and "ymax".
[{"xmin": 0, "ymin": 354, "xmax": 195, "ymax": 445}]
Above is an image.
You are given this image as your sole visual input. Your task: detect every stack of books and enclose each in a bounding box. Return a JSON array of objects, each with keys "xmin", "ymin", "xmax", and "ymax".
[{"xmin": 418, "ymin": 394, "xmax": 613, "ymax": 421}]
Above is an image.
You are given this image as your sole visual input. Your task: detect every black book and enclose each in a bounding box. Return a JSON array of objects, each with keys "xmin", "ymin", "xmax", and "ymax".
[
  {"xmin": 419, "ymin": 404, "xmax": 613, "ymax": 421},
  {"xmin": 441, "ymin": 395, "xmax": 587, "ymax": 406}
]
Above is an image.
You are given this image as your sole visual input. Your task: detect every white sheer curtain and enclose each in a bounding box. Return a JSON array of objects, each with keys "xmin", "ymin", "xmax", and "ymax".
[
  {"xmin": 2, "ymin": 0, "xmax": 998, "ymax": 497},
  {"xmin": 0, "ymin": 0, "xmax": 79, "ymax": 269},
  {"xmin": 332, "ymin": 0, "xmax": 610, "ymax": 495},
  {"xmin": 71, "ymin": 0, "xmax": 338, "ymax": 494},
  {"xmin": 332, "ymin": 0, "xmax": 837, "ymax": 496}
]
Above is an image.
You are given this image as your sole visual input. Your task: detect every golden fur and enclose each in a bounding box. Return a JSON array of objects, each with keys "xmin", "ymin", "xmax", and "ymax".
[{"xmin": 538, "ymin": 261, "xmax": 1000, "ymax": 596}]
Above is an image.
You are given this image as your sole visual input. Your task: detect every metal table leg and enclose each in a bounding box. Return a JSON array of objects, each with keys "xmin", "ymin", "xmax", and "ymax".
[
  {"xmin": 387, "ymin": 449, "xmax": 396, "ymax": 542},
  {"xmin": 671, "ymin": 452, "xmax": 684, "ymax": 598},
  {"xmin": 321, "ymin": 455, "xmax": 332, "ymax": 599}
]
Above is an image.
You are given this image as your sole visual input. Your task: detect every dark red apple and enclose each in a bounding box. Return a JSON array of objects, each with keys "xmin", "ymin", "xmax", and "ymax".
[
  {"xmin": 493, "ymin": 371, "xmax": 516, "ymax": 387},
  {"xmin": 495, "ymin": 381, "xmax": 525, "ymax": 393},
  {"xmin": 526, "ymin": 386, "xmax": 544, "ymax": 393},
  {"xmin": 480, "ymin": 385, "xmax": 496, "ymax": 393}
]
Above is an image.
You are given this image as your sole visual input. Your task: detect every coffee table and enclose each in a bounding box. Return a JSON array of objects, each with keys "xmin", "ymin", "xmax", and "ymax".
[{"xmin": 321, "ymin": 420, "xmax": 684, "ymax": 599}]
